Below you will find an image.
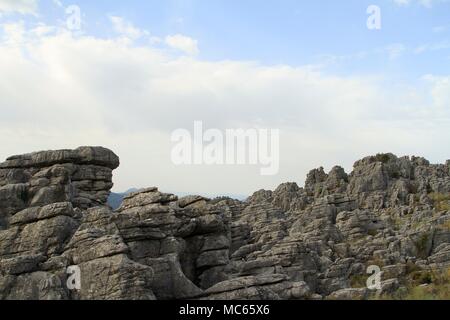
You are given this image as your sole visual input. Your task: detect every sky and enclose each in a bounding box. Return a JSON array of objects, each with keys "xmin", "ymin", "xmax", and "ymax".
[{"xmin": 0, "ymin": 0, "xmax": 449, "ymax": 197}]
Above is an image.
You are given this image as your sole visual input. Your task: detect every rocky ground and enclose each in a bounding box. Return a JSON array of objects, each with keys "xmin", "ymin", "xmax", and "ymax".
[{"xmin": 0, "ymin": 147, "xmax": 449, "ymax": 300}]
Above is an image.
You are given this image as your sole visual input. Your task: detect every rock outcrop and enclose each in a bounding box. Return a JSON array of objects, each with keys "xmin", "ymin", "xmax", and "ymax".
[{"xmin": 0, "ymin": 148, "xmax": 449, "ymax": 300}]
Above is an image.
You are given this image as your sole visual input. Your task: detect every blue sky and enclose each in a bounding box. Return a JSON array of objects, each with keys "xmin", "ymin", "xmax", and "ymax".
[
  {"xmin": 2, "ymin": 0, "xmax": 449, "ymax": 75},
  {"xmin": 0, "ymin": 0, "xmax": 449, "ymax": 196},
  {"xmin": 22, "ymin": 0, "xmax": 450, "ymax": 77}
]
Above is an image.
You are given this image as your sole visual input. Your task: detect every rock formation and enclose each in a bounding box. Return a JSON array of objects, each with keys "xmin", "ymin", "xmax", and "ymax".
[{"xmin": 0, "ymin": 148, "xmax": 449, "ymax": 300}]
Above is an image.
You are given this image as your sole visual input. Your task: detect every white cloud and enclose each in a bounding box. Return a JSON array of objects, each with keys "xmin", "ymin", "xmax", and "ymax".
[
  {"xmin": 165, "ymin": 34, "xmax": 199, "ymax": 55},
  {"xmin": 419, "ymin": 0, "xmax": 434, "ymax": 7},
  {"xmin": 0, "ymin": 0, "xmax": 38, "ymax": 15},
  {"xmin": 393, "ymin": 0, "xmax": 450, "ymax": 7},
  {"xmin": 393, "ymin": 0, "xmax": 411, "ymax": 5},
  {"xmin": 385, "ymin": 43, "xmax": 406, "ymax": 60},
  {"xmin": 0, "ymin": 22, "xmax": 448, "ymax": 196},
  {"xmin": 30, "ymin": 23, "xmax": 56, "ymax": 37},
  {"xmin": 414, "ymin": 40, "xmax": 450, "ymax": 54},
  {"xmin": 52, "ymin": 0, "xmax": 63, "ymax": 8},
  {"xmin": 1, "ymin": 21, "xmax": 26, "ymax": 45},
  {"xmin": 423, "ymin": 75, "xmax": 450, "ymax": 111},
  {"xmin": 109, "ymin": 16, "xmax": 149, "ymax": 40}
]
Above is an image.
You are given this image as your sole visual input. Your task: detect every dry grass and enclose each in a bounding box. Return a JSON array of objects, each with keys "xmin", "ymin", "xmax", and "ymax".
[
  {"xmin": 350, "ymin": 274, "xmax": 368, "ymax": 288},
  {"xmin": 437, "ymin": 220, "xmax": 450, "ymax": 231},
  {"xmin": 429, "ymin": 192, "xmax": 450, "ymax": 212},
  {"xmin": 414, "ymin": 233, "xmax": 431, "ymax": 259},
  {"xmin": 376, "ymin": 267, "xmax": 450, "ymax": 300}
]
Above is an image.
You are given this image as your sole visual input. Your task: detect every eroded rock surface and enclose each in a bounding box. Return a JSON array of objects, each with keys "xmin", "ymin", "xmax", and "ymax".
[{"xmin": 0, "ymin": 148, "xmax": 449, "ymax": 300}]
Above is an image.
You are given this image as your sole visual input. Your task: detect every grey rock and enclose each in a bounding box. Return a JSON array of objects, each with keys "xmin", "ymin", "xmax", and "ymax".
[
  {"xmin": 327, "ymin": 288, "xmax": 368, "ymax": 300},
  {"xmin": 0, "ymin": 148, "xmax": 449, "ymax": 300}
]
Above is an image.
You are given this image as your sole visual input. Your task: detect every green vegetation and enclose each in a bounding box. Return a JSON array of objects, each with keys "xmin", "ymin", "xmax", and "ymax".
[
  {"xmin": 390, "ymin": 216, "xmax": 403, "ymax": 231},
  {"xmin": 374, "ymin": 267, "xmax": 450, "ymax": 300},
  {"xmin": 414, "ymin": 233, "xmax": 430, "ymax": 259},
  {"xmin": 429, "ymin": 192, "xmax": 450, "ymax": 212},
  {"xmin": 374, "ymin": 153, "xmax": 391, "ymax": 164},
  {"xmin": 367, "ymin": 258, "xmax": 385, "ymax": 268},
  {"xmin": 437, "ymin": 220, "xmax": 450, "ymax": 231},
  {"xmin": 410, "ymin": 270, "xmax": 433, "ymax": 285},
  {"xmin": 403, "ymin": 285, "xmax": 449, "ymax": 300},
  {"xmin": 350, "ymin": 274, "xmax": 368, "ymax": 288},
  {"xmin": 403, "ymin": 268, "xmax": 450, "ymax": 300},
  {"xmin": 405, "ymin": 261, "xmax": 421, "ymax": 275}
]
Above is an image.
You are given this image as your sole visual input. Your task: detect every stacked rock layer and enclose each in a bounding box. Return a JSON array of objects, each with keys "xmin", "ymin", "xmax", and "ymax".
[{"xmin": 0, "ymin": 148, "xmax": 449, "ymax": 300}]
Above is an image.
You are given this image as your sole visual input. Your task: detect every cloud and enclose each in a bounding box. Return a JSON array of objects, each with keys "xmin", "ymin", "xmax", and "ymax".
[
  {"xmin": 423, "ymin": 75, "xmax": 450, "ymax": 111},
  {"xmin": 414, "ymin": 40, "xmax": 450, "ymax": 54},
  {"xmin": 52, "ymin": 0, "xmax": 63, "ymax": 8},
  {"xmin": 385, "ymin": 43, "xmax": 406, "ymax": 60},
  {"xmin": 0, "ymin": 0, "xmax": 38, "ymax": 15},
  {"xmin": 109, "ymin": 16, "xmax": 149, "ymax": 40},
  {"xmin": 393, "ymin": 0, "xmax": 411, "ymax": 5},
  {"xmin": 0, "ymin": 22, "xmax": 448, "ymax": 196},
  {"xmin": 165, "ymin": 34, "xmax": 199, "ymax": 55},
  {"xmin": 392, "ymin": 0, "xmax": 450, "ymax": 7}
]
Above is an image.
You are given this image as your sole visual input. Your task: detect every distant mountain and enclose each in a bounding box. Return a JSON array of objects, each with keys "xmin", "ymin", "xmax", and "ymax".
[
  {"xmin": 107, "ymin": 188, "xmax": 139, "ymax": 210},
  {"xmin": 169, "ymin": 191, "xmax": 247, "ymax": 201},
  {"xmin": 108, "ymin": 188, "xmax": 247, "ymax": 210}
]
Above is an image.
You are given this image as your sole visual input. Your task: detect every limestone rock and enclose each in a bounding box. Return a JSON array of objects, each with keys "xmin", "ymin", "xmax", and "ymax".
[{"xmin": 0, "ymin": 148, "xmax": 449, "ymax": 300}]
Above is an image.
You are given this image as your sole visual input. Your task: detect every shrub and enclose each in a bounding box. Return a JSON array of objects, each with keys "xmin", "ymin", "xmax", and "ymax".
[
  {"xmin": 429, "ymin": 192, "xmax": 450, "ymax": 212},
  {"xmin": 438, "ymin": 220, "xmax": 450, "ymax": 231},
  {"xmin": 374, "ymin": 153, "xmax": 391, "ymax": 164},
  {"xmin": 350, "ymin": 274, "xmax": 368, "ymax": 288},
  {"xmin": 411, "ymin": 271, "xmax": 433, "ymax": 285},
  {"xmin": 379, "ymin": 267, "xmax": 450, "ymax": 300},
  {"xmin": 405, "ymin": 261, "xmax": 421, "ymax": 275},
  {"xmin": 414, "ymin": 233, "xmax": 430, "ymax": 258},
  {"xmin": 367, "ymin": 258, "xmax": 385, "ymax": 268}
]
